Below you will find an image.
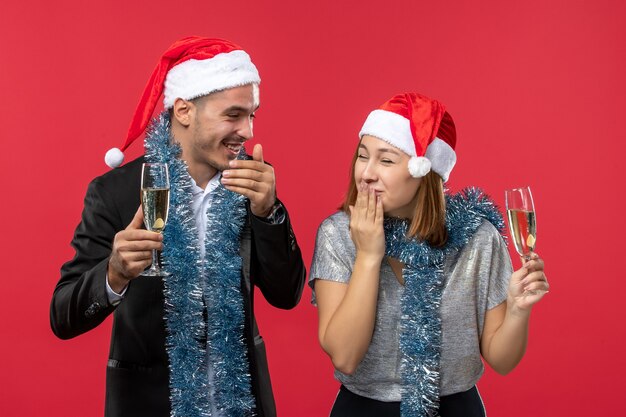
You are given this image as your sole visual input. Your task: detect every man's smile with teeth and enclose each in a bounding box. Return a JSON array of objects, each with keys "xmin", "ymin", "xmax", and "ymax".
[{"xmin": 224, "ymin": 143, "xmax": 243, "ymax": 151}]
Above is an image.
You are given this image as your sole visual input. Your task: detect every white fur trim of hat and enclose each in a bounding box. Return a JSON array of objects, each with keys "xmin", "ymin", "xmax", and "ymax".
[
  {"xmin": 359, "ymin": 109, "xmax": 456, "ymax": 181},
  {"xmin": 163, "ymin": 50, "xmax": 260, "ymax": 108}
]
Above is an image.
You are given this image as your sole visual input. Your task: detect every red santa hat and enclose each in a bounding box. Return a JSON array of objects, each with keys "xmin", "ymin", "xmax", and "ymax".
[
  {"xmin": 359, "ymin": 92, "xmax": 457, "ymax": 182},
  {"xmin": 105, "ymin": 36, "xmax": 260, "ymax": 168}
]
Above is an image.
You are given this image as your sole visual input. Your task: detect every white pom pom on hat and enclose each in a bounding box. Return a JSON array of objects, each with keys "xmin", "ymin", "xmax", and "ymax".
[
  {"xmin": 104, "ymin": 36, "xmax": 260, "ymax": 168},
  {"xmin": 358, "ymin": 92, "xmax": 457, "ymax": 182},
  {"xmin": 105, "ymin": 148, "xmax": 125, "ymax": 168},
  {"xmin": 408, "ymin": 156, "xmax": 432, "ymax": 178}
]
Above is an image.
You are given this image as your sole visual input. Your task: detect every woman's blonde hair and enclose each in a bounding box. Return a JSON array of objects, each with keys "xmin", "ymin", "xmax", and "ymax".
[{"xmin": 341, "ymin": 145, "xmax": 448, "ymax": 247}]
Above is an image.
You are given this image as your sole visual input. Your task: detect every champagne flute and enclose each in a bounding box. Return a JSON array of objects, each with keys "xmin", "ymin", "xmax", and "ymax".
[
  {"xmin": 141, "ymin": 163, "xmax": 170, "ymax": 276},
  {"xmin": 505, "ymin": 186, "xmax": 536, "ymax": 262}
]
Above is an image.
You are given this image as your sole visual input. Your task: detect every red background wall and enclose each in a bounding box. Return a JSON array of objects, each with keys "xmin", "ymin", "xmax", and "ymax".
[{"xmin": 1, "ymin": 1, "xmax": 624, "ymax": 415}]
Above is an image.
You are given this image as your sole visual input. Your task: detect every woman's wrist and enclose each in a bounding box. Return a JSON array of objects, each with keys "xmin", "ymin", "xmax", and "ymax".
[
  {"xmin": 506, "ymin": 297, "xmax": 533, "ymax": 318},
  {"xmin": 355, "ymin": 251, "xmax": 384, "ymax": 267}
]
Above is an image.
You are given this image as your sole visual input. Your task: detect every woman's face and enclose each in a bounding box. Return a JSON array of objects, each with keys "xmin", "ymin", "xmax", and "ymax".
[{"xmin": 354, "ymin": 135, "xmax": 422, "ymax": 218}]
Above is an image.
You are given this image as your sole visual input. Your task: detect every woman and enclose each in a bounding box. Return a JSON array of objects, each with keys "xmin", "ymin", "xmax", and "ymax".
[{"xmin": 310, "ymin": 93, "xmax": 548, "ymax": 417}]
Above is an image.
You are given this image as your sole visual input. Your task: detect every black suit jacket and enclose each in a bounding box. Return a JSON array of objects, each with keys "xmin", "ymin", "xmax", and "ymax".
[{"xmin": 50, "ymin": 157, "xmax": 306, "ymax": 417}]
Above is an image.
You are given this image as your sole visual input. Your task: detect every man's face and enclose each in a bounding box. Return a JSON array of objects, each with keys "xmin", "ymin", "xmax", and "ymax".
[{"xmin": 183, "ymin": 83, "xmax": 259, "ymax": 173}]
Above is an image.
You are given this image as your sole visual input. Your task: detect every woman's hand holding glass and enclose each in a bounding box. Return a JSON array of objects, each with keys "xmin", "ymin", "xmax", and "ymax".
[
  {"xmin": 349, "ymin": 184, "xmax": 385, "ymax": 263},
  {"xmin": 507, "ymin": 253, "xmax": 549, "ymax": 311}
]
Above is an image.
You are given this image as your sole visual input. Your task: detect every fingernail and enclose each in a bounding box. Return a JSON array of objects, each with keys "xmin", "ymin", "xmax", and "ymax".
[{"xmin": 222, "ymin": 170, "xmax": 230, "ymax": 177}]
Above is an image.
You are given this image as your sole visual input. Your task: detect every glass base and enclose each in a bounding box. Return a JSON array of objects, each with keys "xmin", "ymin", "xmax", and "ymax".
[{"xmin": 141, "ymin": 266, "xmax": 170, "ymax": 277}]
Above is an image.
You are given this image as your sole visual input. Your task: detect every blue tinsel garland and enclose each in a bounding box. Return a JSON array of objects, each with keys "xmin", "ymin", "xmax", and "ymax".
[
  {"xmin": 144, "ymin": 112, "xmax": 255, "ymax": 417},
  {"xmin": 384, "ymin": 187, "xmax": 505, "ymax": 417},
  {"xmin": 204, "ymin": 165, "xmax": 255, "ymax": 416}
]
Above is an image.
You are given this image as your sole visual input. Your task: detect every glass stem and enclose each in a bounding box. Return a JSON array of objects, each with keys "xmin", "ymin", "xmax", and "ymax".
[{"xmin": 152, "ymin": 249, "xmax": 159, "ymax": 270}]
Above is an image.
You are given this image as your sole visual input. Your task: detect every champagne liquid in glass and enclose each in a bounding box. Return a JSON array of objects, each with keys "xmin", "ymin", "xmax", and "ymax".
[
  {"xmin": 141, "ymin": 188, "xmax": 170, "ymax": 233},
  {"xmin": 506, "ymin": 209, "xmax": 536, "ymax": 257}
]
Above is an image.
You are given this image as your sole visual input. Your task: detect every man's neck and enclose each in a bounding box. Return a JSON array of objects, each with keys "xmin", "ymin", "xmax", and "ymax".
[{"xmin": 186, "ymin": 162, "xmax": 218, "ymax": 190}]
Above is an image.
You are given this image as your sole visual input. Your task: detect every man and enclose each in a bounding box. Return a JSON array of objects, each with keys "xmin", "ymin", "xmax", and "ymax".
[{"xmin": 50, "ymin": 36, "xmax": 306, "ymax": 417}]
